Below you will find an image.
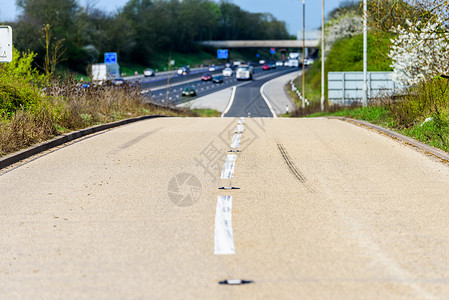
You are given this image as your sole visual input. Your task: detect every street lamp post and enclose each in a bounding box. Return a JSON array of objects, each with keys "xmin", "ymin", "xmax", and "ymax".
[
  {"xmin": 302, "ymin": 0, "xmax": 305, "ymax": 109},
  {"xmin": 321, "ymin": 0, "xmax": 325, "ymax": 111},
  {"xmin": 362, "ymin": 0, "xmax": 368, "ymax": 106}
]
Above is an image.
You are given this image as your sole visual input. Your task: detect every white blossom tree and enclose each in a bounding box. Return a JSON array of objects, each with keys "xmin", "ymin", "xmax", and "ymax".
[{"xmin": 388, "ymin": 18, "xmax": 449, "ymax": 86}]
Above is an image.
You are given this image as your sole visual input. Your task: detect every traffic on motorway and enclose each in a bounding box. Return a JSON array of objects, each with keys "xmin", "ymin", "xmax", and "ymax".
[{"xmin": 137, "ymin": 64, "xmax": 301, "ymax": 106}]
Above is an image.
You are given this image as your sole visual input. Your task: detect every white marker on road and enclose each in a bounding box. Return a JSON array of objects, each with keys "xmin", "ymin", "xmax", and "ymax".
[
  {"xmin": 221, "ymin": 154, "xmax": 237, "ymax": 179},
  {"xmin": 214, "ymin": 196, "xmax": 235, "ymax": 255},
  {"xmin": 236, "ymin": 124, "xmax": 244, "ymax": 133},
  {"xmin": 231, "ymin": 134, "xmax": 241, "ymax": 148}
]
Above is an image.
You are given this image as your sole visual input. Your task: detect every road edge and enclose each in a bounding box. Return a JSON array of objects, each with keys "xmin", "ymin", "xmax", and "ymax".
[
  {"xmin": 260, "ymin": 81, "xmax": 278, "ymax": 118},
  {"xmin": 0, "ymin": 115, "xmax": 166, "ymax": 170},
  {"xmin": 330, "ymin": 116, "xmax": 449, "ymax": 163}
]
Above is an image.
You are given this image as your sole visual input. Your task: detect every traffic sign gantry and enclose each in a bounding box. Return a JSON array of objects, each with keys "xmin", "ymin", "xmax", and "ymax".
[
  {"xmin": 104, "ymin": 52, "xmax": 117, "ymax": 64},
  {"xmin": 0, "ymin": 26, "xmax": 13, "ymax": 63}
]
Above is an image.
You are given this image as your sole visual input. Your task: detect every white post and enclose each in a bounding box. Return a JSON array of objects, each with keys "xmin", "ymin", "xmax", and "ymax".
[
  {"xmin": 362, "ymin": 0, "xmax": 368, "ymax": 106},
  {"xmin": 302, "ymin": 0, "xmax": 305, "ymax": 109},
  {"xmin": 321, "ymin": 0, "xmax": 325, "ymax": 111}
]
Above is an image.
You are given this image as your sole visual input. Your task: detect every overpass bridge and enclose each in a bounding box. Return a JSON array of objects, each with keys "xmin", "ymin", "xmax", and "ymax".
[{"xmin": 197, "ymin": 40, "xmax": 319, "ymax": 49}]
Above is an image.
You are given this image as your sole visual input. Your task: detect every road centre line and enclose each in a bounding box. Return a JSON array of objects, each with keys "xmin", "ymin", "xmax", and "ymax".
[
  {"xmin": 221, "ymin": 154, "xmax": 237, "ymax": 179},
  {"xmin": 214, "ymin": 196, "xmax": 235, "ymax": 255},
  {"xmin": 236, "ymin": 124, "xmax": 244, "ymax": 133},
  {"xmin": 231, "ymin": 134, "xmax": 241, "ymax": 148}
]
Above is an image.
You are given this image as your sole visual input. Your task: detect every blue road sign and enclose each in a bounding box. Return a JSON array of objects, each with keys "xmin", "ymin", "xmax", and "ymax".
[
  {"xmin": 270, "ymin": 48, "xmax": 276, "ymax": 54},
  {"xmin": 217, "ymin": 49, "xmax": 229, "ymax": 59},
  {"xmin": 105, "ymin": 52, "xmax": 117, "ymax": 64}
]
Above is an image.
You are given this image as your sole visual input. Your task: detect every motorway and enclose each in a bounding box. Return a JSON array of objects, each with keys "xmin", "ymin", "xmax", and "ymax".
[
  {"xmin": 1, "ymin": 114, "xmax": 449, "ymax": 298},
  {"xmin": 138, "ymin": 65, "xmax": 299, "ymax": 113}
]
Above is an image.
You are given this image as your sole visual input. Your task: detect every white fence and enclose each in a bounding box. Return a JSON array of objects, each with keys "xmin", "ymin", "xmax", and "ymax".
[{"xmin": 328, "ymin": 72, "xmax": 403, "ymax": 105}]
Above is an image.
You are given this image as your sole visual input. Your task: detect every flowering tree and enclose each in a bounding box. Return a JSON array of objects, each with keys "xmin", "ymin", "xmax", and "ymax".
[
  {"xmin": 369, "ymin": 0, "xmax": 449, "ymax": 85},
  {"xmin": 388, "ymin": 19, "xmax": 449, "ymax": 85}
]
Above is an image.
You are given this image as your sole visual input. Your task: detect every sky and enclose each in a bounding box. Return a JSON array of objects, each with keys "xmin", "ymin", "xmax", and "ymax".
[{"xmin": 0, "ymin": 0, "xmax": 357, "ymax": 35}]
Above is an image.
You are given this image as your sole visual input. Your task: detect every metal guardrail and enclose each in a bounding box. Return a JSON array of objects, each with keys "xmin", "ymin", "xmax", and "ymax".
[{"xmin": 328, "ymin": 72, "xmax": 403, "ymax": 105}]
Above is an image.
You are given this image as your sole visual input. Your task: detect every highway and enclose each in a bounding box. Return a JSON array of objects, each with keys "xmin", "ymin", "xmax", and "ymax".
[
  {"xmin": 1, "ymin": 116, "xmax": 449, "ymax": 299},
  {"xmin": 139, "ymin": 66, "xmax": 299, "ymax": 107}
]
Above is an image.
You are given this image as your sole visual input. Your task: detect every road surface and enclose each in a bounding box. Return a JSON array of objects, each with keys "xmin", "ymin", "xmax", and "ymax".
[{"xmin": 1, "ymin": 117, "xmax": 449, "ymax": 299}]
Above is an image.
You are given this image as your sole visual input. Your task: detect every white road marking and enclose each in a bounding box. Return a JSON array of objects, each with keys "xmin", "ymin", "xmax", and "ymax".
[
  {"xmin": 221, "ymin": 86, "xmax": 237, "ymax": 117},
  {"xmin": 231, "ymin": 134, "xmax": 241, "ymax": 148},
  {"xmin": 260, "ymin": 81, "xmax": 278, "ymax": 118},
  {"xmin": 221, "ymin": 154, "xmax": 237, "ymax": 179},
  {"xmin": 236, "ymin": 124, "xmax": 244, "ymax": 133},
  {"xmin": 214, "ymin": 196, "xmax": 235, "ymax": 255},
  {"xmin": 238, "ymin": 117, "xmax": 245, "ymax": 124}
]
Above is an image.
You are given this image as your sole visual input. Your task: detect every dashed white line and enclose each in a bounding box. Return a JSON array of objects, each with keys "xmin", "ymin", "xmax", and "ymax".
[
  {"xmin": 231, "ymin": 134, "xmax": 241, "ymax": 148},
  {"xmin": 221, "ymin": 154, "xmax": 237, "ymax": 179},
  {"xmin": 214, "ymin": 196, "xmax": 235, "ymax": 255}
]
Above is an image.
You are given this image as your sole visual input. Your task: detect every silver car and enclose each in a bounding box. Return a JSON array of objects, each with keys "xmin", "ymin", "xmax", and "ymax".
[{"xmin": 222, "ymin": 68, "xmax": 233, "ymax": 76}]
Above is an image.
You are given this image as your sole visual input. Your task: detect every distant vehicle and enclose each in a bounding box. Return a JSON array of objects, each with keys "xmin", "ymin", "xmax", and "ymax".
[
  {"xmin": 304, "ymin": 58, "xmax": 314, "ymax": 66},
  {"xmin": 92, "ymin": 63, "xmax": 120, "ymax": 83},
  {"xmin": 275, "ymin": 61, "xmax": 284, "ymax": 67},
  {"xmin": 212, "ymin": 75, "xmax": 223, "ymax": 83},
  {"xmin": 259, "ymin": 59, "xmax": 266, "ymax": 64},
  {"xmin": 262, "ymin": 63, "xmax": 271, "ymax": 71},
  {"xmin": 201, "ymin": 73, "xmax": 212, "ymax": 81},
  {"xmin": 143, "ymin": 68, "xmax": 155, "ymax": 77},
  {"xmin": 182, "ymin": 86, "xmax": 197, "ymax": 96},
  {"xmin": 233, "ymin": 61, "xmax": 242, "ymax": 67},
  {"xmin": 287, "ymin": 59, "xmax": 299, "ymax": 67},
  {"xmin": 289, "ymin": 52, "xmax": 300, "ymax": 59},
  {"xmin": 222, "ymin": 68, "xmax": 234, "ymax": 76},
  {"xmin": 236, "ymin": 65, "xmax": 253, "ymax": 80},
  {"xmin": 112, "ymin": 77, "xmax": 125, "ymax": 86},
  {"xmin": 269, "ymin": 62, "xmax": 276, "ymax": 69},
  {"xmin": 208, "ymin": 65, "xmax": 216, "ymax": 72},
  {"xmin": 177, "ymin": 66, "xmax": 190, "ymax": 75},
  {"xmin": 225, "ymin": 63, "xmax": 232, "ymax": 68}
]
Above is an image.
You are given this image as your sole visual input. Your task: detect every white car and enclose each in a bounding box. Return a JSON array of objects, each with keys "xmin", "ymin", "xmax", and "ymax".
[
  {"xmin": 259, "ymin": 60, "xmax": 266, "ymax": 64},
  {"xmin": 143, "ymin": 68, "xmax": 155, "ymax": 77},
  {"xmin": 208, "ymin": 65, "xmax": 216, "ymax": 72},
  {"xmin": 236, "ymin": 66, "xmax": 253, "ymax": 80},
  {"xmin": 222, "ymin": 68, "xmax": 233, "ymax": 76},
  {"xmin": 275, "ymin": 61, "xmax": 284, "ymax": 67}
]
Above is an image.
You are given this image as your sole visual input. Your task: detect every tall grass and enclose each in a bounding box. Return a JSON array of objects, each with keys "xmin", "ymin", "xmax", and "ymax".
[{"xmin": 0, "ymin": 50, "xmax": 191, "ymax": 157}]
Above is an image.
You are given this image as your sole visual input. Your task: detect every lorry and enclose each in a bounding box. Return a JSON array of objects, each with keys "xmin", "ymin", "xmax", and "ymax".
[{"xmin": 92, "ymin": 63, "xmax": 120, "ymax": 83}]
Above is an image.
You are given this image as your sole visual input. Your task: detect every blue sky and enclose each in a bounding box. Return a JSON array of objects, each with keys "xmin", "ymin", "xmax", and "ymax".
[{"xmin": 1, "ymin": 0, "xmax": 357, "ymax": 35}]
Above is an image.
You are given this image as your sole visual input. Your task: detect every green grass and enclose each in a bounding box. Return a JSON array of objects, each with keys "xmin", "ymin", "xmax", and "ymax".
[
  {"xmin": 289, "ymin": 32, "xmax": 393, "ymax": 107},
  {"xmin": 192, "ymin": 109, "xmax": 221, "ymax": 117}
]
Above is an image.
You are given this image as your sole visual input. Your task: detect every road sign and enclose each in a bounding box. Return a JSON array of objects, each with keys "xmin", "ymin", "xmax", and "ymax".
[
  {"xmin": 217, "ymin": 49, "xmax": 229, "ymax": 59},
  {"xmin": 0, "ymin": 26, "xmax": 13, "ymax": 63},
  {"xmin": 270, "ymin": 48, "xmax": 276, "ymax": 54},
  {"xmin": 104, "ymin": 52, "xmax": 117, "ymax": 64}
]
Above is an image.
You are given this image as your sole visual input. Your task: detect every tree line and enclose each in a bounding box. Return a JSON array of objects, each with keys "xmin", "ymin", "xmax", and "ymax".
[{"xmin": 2, "ymin": 0, "xmax": 290, "ymax": 74}]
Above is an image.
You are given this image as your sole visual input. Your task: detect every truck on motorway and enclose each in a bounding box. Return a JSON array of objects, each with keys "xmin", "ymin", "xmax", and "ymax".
[
  {"xmin": 92, "ymin": 63, "xmax": 120, "ymax": 83},
  {"xmin": 286, "ymin": 59, "xmax": 300, "ymax": 67},
  {"xmin": 236, "ymin": 65, "xmax": 253, "ymax": 80}
]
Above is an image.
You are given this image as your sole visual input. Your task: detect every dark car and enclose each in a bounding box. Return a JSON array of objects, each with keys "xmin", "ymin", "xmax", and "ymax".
[
  {"xmin": 212, "ymin": 75, "xmax": 223, "ymax": 83},
  {"xmin": 262, "ymin": 63, "xmax": 271, "ymax": 71},
  {"xmin": 201, "ymin": 73, "xmax": 212, "ymax": 81},
  {"xmin": 112, "ymin": 77, "xmax": 125, "ymax": 85},
  {"xmin": 269, "ymin": 62, "xmax": 276, "ymax": 69},
  {"xmin": 182, "ymin": 86, "xmax": 197, "ymax": 96}
]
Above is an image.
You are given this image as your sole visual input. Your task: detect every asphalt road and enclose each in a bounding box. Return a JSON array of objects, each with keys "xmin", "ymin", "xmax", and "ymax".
[
  {"xmin": 2, "ymin": 117, "xmax": 449, "ymax": 299},
  {"xmin": 142, "ymin": 66, "xmax": 299, "ymax": 107}
]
